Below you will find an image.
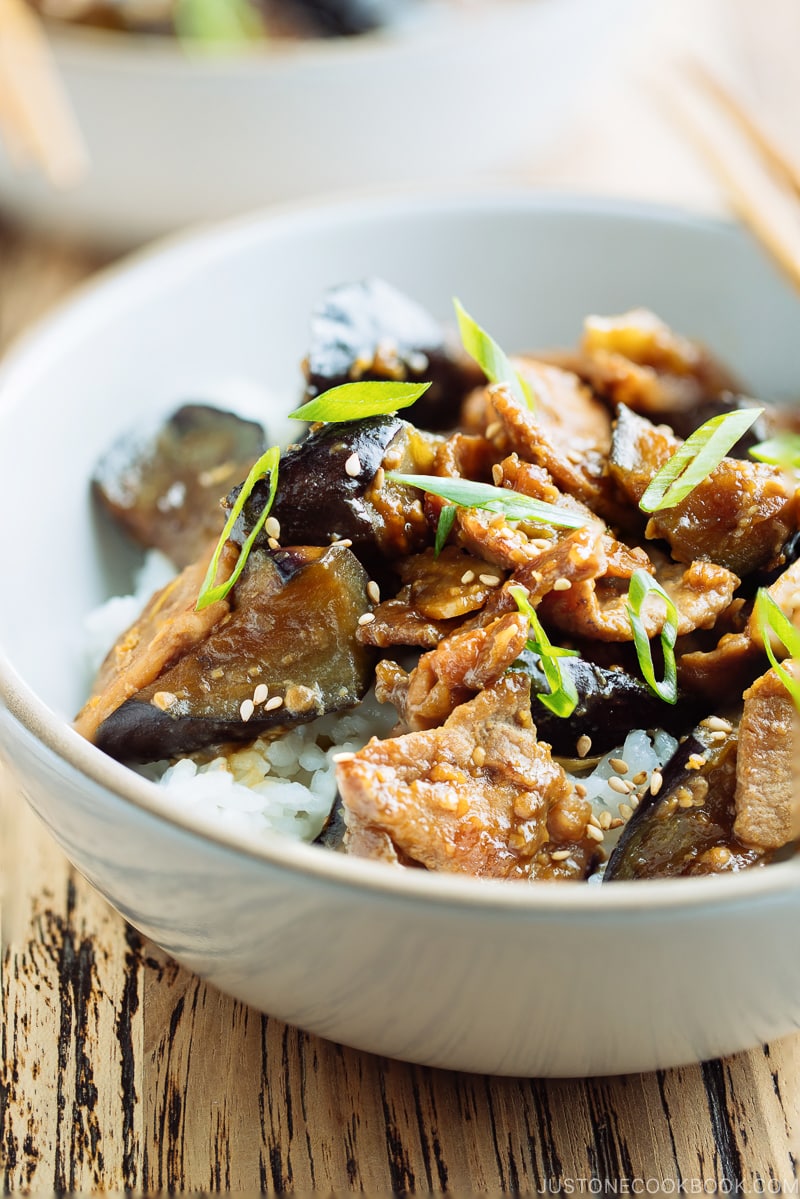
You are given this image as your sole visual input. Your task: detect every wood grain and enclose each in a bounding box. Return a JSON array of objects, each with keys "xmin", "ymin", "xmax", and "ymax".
[{"xmin": 1, "ymin": 197, "xmax": 800, "ymax": 1192}]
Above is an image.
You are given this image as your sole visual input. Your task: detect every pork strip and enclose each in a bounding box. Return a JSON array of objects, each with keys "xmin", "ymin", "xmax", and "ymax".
[
  {"xmin": 610, "ymin": 404, "xmax": 797, "ymax": 576},
  {"xmin": 734, "ymin": 664, "xmax": 800, "ymax": 851},
  {"xmin": 337, "ymin": 674, "xmax": 594, "ymax": 880}
]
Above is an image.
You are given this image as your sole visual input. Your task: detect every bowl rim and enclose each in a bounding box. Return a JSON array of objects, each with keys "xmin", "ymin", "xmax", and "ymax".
[
  {"xmin": 46, "ymin": 0, "xmax": 551, "ymax": 73},
  {"xmin": 1, "ymin": 186, "xmax": 799, "ymax": 915}
]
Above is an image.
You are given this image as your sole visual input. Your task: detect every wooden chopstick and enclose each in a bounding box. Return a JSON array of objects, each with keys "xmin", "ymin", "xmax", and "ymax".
[
  {"xmin": 0, "ymin": 0, "xmax": 88, "ymax": 186},
  {"xmin": 662, "ymin": 58, "xmax": 800, "ymax": 294}
]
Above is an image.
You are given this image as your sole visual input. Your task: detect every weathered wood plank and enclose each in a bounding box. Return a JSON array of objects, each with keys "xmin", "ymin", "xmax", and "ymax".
[{"xmin": 1, "ymin": 781, "xmax": 144, "ymax": 1192}]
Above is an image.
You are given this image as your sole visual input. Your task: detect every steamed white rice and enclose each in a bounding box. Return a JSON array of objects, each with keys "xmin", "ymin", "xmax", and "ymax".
[
  {"xmin": 84, "ymin": 552, "xmax": 678, "ymax": 850},
  {"xmin": 138, "ymin": 689, "xmax": 397, "ymax": 842}
]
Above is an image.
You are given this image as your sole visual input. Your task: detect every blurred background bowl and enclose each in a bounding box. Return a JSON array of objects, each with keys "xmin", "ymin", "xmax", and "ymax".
[{"xmin": 0, "ymin": 0, "xmax": 637, "ymax": 246}]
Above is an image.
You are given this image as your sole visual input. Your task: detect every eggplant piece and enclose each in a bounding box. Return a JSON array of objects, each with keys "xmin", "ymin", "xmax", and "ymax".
[
  {"xmin": 228, "ymin": 415, "xmax": 434, "ymax": 566},
  {"xmin": 604, "ymin": 722, "xmax": 766, "ymax": 880},
  {"xmin": 277, "ymin": 0, "xmax": 405, "ymax": 35},
  {"xmin": 95, "ymin": 544, "xmax": 373, "ymax": 763},
  {"xmin": 517, "ymin": 651, "xmax": 696, "ymax": 756},
  {"xmin": 304, "ymin": 279, "xmax": 485, "ymax": 429},
  {"xmin": 667, "ymin": 392, "xmax": 771, "ymax": 453},
  {"xmin": 93, "ymin": 403, "xmax": 266, "ymax": 569}
]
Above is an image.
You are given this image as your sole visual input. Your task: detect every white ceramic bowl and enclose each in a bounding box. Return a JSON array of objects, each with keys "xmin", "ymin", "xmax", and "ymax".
[
  {"xmin": 0, "ymin": 0, "xmax": 635, "ymax": 245},
  {"xmin": 1, "ymin": 193, "xmax": 799, "ymax": 1078}
]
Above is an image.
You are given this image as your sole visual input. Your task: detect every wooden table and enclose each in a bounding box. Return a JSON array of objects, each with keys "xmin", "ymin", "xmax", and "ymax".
[{"xmin": 2, "ymin": 2, "xmax": 800, "ymax": 1189}]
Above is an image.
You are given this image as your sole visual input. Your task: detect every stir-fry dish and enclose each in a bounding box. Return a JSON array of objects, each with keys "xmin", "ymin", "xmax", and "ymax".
[
  {"xmin": 31, "ymin": 0, "xmax": 441, "ymax": 40},
  {"xmin": 76, "ymin": 280, "xmax": 800, "ymax": 882}
]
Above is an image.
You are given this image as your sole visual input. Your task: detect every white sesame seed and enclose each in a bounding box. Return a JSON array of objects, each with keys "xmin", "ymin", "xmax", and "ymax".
[
  {"xmin": 700, "ymin": 716, "xmax": 732, "ymax": 733},
  {"xmin": 332, "ymin": 751, "xmax": 356, "ymax": 763},
  {"xmin": 550, "ymin": 849, "xmax": 572, "ymax": 861},
  {"xmin": 485, "ymin": 421, "xmax": 502, "ymax": 439},
  {"xmin": 687, "ymin": 753, "xmax": 705, "ymax": 770},
  {"xmin": 240, "ymin": 698, "xmax": 255, "ymax": 722},
  {"xmin": 461, "ymin": 570, "xmax": 476, "ymax": 585},
  {"xmin": 367, "ymin": 581, "xmax": 381, "ymax": 604},
  {"xmin": 152, "ymin": 691, "xmax": 178, "ymax": 711},
  {"xmin": 632, "ymin": 770, "xmax": 648, "ymax": 785},
  {"xmin": 472, "ymin": 746, "xmax": 486, "ymax": 767},
  {"xmin": 650, "ymin": 770, "xmax": 663, "ymax": 796},
  {"xmin": 531, "ymin": 538, "xmax": 552, "ymax": 552},
  {"xmin": 574, "ymin": 783, "xmax": 588, "ymax": 798},
  {"xmin": 598, "ymin": 811, "xmax": 612, "ymax": 830},
  {"xmin": 608, "ymin": 776, "xmax": 629, "ymax": 795},
  {"xmin": 265, "ymin": 695, "xmax": 283, "ymax": 711},
  {"xmin": 709, "ymin": 730, "xmax": 727, "ymax": 743},
  {"xmin": 585, "ymin": 825, "xmax": 604, "ymax": 843},
  {"xmin": 345, "ymin": 453, "xmax": 362, "ymax": 477},
  {"xmin": 610, "ymin": 758, "xmax": 629, "ymax": 775},
  {"xmin": 576, "ymin": 734, "xmax": 592, "ymax": 758},
  {"xmin": 492, "ymin": 464, "xmax": 504, "ymax": 485},
  {"xmin": 264, "ymin": 516, "xmax": 281, "ymax": 540},
  {"xmin": 629, "ymin": 794, "xmax": 640, "ymax": 809},
  {"xmin": 479, "ymin": 573, "xmax": 501, "ymax": 587},
  {"xmin": 331, "ymin": 537, "xmax": 353, "ymax": 548},
  {"xmin": 253, "ymin": 683, "xmax": 269, "ymax": 705},
  {"xmin": 552, "ymin": 577, "xmax": 572, "ymax": 592},
  {"xmin": 268, "ymin": 538, "xmax": 280, "ymax": 551},
  {"xmin": 358, "ymin": 612, "xmax": 376, "ymax": 625},
  {"xmin": 618, "ymin": 801, "xmax": 633, "ymax": 821},
  {"xmin": 374, "ymin": 467, "xmax": 385, "ymax": 490}
]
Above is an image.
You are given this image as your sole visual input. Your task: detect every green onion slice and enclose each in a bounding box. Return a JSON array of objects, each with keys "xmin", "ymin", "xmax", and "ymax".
[
  {"xmin": 175, "ymin": 0, "xmax": 262, "ymax": 43},
  {"xmin": 754, "ymin": 588, "xmax": 800, "ymax": 709},
  {"xmin": 434, "ymin": 505, "xmax": 457, "ymax": 558},
  {"xmin": 510, "ymin": 585, "xmax": 579, "ymax": 718},
  {"xmin": 453, "ymin": 298, "xmax": 535, "ymax": 410},
  {"xmin": 626, "ymin": 569, "xmax": 679, "ymax": 704},
  {"xmin": 386, "ymin": 473, "xmax": 586, "ymax": 529},
  {"xmin": 639, "ymin": 407, "xmax": 764, "ymax": 513},
  {"xmin": 289, "ymin": 381, "xmax": 430, "ymax": 423},
  {"xmin": 749, "ymin": 433, "xmax": 800, "ymax": 471},
  {"xmin": 196, "ymin": 445, "xmax": 280, "ymax": 611}
]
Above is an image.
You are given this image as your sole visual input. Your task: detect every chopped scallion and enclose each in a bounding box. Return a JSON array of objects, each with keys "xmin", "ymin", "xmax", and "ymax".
[
  {"xmin": 453, "ymin": 298, "xmax": 534, "ymax": 410},
  {"xmin": 639, "ymin": 407, "xmax": 763, "ymax": 513},
  {"xmin": 754, "ymin": 588, "xmax": 800, "ymax": 709},
  {"xmin": 626, "ymin": 569, "xmax": 679, "ymax": 704},
  {"xmin": 174, "ymin": 0, "xmax": 262, "ymax": 43},
  {"xmin": 749, "ymin": 433, "xmax": 800, "ymax": 471},
  {"xmin": 289, "ymin": 380, "xmax": 430, "ymax": 423},
  {"xmin": 196, "ymin": 445, "xmax": 280, "ymax": 611},
  {"xmin": 510, "ymin": 585, "xmax": 579, "ymax": 718},
  {"xmin": 434, "ymin": 505, "xmax": 457, "ymax": 557},
  {"xmin": 385, "ymin": 473, "xmax": 586, "ymax": 529}
]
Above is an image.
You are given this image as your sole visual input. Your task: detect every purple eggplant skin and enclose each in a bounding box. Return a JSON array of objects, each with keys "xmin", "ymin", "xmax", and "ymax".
[
  {"xmin": 228, "ymin": 415, "xmax": 432, "ymax": 568},
  {"xmin": 668, "ymin": 392, "xmax": 771, "ymax": 454},
  {"xmin": 273, "ymin": 0, "xmax": 406, "ymax": 35},
  {"xmin": 92, "ymin": 403, "xmax": 266, "ymax": 568},
  {"xmin": 603, "ymin": 722, "xmax": 765, "ymax": 881},
  {"xmin": 518, "ymin": 651, "xmax": 699, "ymax": 757},
  {"xmin": 94, "ymin": 544, "xmax": 373, "ymax": 763},
  {"xmin": 304, "ymin": 279, "xmax": 485, "ymax": 430}
]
